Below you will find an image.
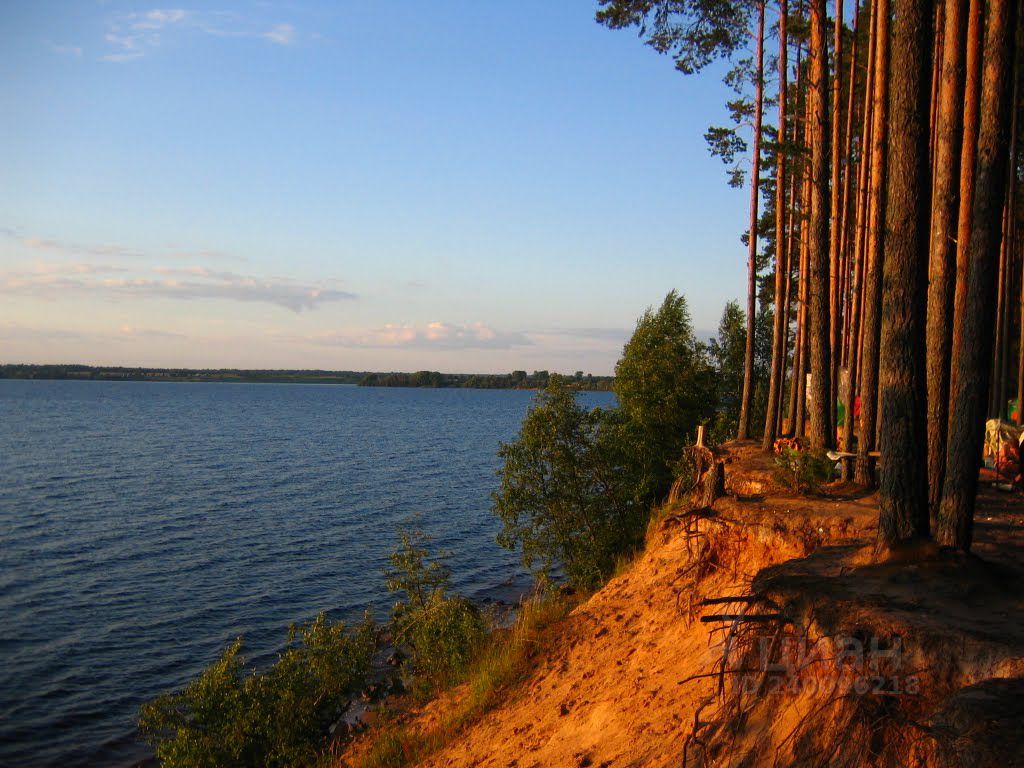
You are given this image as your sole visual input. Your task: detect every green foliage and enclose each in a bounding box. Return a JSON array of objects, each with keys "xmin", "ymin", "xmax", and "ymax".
[
  {"xmin": 773, "ymin": 447, "xmax": 835, "ymax": 494},
  {"xmin": 492, "ymin": 377, "xmax": 649, "ymax": 589},
  {"xmin": 494, "ymin": 292, "xmax": 720, "ymax": 589},
  {"xmin": 139, "ymin": 613, "xmax": 377, "ymax": 768},
  {"xmin": 398, "ymin": 591, "xmax": 489, "ymax": 691},
  {"xmin": 615, "ymin": 290, "xmax": 717, "ymax": 498},
  {"xmin": 351, "ymin": 593, "xmax": 570, "ymax": 768},
  {"xmin": 595, "ymin": 0, "xmax": 756, "ymax": 75},
  {"xmin": 357, "ymin": 369, "xmax": 613, "ymax": 391},
  {"xmin": 707, "ymin": 298, "xmax": 773, "ymax": 440},
  {"xmin": 385, "ymin": 527, "xmax": 451, "ymax": 609},
  {"xmin": 708, "ymin": 300, "xmax": 746, "ymax": 427},
  {"xmin": 386, "ymin": 526, "xmax": 489, "ymax": 691}
]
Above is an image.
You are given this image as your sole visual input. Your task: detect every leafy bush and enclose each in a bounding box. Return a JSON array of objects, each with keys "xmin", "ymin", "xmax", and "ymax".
[
  {"xmin": 494, "ymin": 292, "xmax": 717, "ymax": 589},
  {"xmin": 386, "ymin": 526, "xmax": 489, "ymax": 692},
  {"xmin": 492, "ymin": 377, "xmax": 648, "ymax": 589},
  {"xmin": 773, "ymin": 447, "xmax": 835, "ymax": 493},
  {"xmin": 139, "ymin": 612, "xmax": 377, "ymax": 768},
  {"xmin": 614, "ymin": 290, "xmax": 717, "ymax": 499},
  {"xmin": 398, "ymin": 591, "xmax": 488, "ymax": 689},
  {"xmin": 352, "ymin": 592, "xmax": 570, "ymax": 768}
]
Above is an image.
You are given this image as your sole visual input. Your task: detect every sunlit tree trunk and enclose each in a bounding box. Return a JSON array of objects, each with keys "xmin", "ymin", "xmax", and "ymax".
[
  {"xmin": 783, "ymin": 153, "xmax": 800, "ymax": 434},
  {"xmin": 764, "ymin": 0, "xmax": 790, "ymax": 449},
  {"xmin": 926, "ymin": 0, "xmax": 967, "ymax": 522},
  {"xmin": 877, "ymin": 0, "xmax": 932, "ymax": 545},
  {"xmin": 938, "ymin": 0, "xmax": 1017, "ymax": 550},
  {"xmin": 991, "ymin": 201, "xmax": 1009, "ymax": 417},
  {"xmin": 738, "ymin": 0, "xmax": 767, "ymax": 440},
  {"xmin": 856, "ymin": 0, "xmax": 889, "ymax": 483},
  {"xmin": 842, "ymin": 0, "xmax": 874, "ymax": 462},
  {"xmin": 948, "ymin": 0, "xmax": 984, "ymax": 412},
  {"xmin": 829, "ymin": 0, "xmax": 845, "ymax": 413},
  {"xmin": 1013, "ymin": 31, "xmax": 1024, "ymax": 422},
  {"xmin": 787, "ymin": 42, "xmax": 807, "ymax": 436},
  {"xmin": 806, "ymin": 0, "xmax": 833, "ymax": 450},
  {"xmin": 839, "ymin": 1, "xmax": 861, "ymax": 379},
  {"xmin": 930, "ymin": 1, "xmax": 945, "ymax": 162}
]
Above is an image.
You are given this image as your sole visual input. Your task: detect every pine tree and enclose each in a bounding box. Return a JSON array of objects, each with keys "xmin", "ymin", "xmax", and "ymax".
[
  {"xmin": 806, "ymin": 0, "xmax": 833, "ymax": 450},
  {"xmin": 939, "ymin": 0, "xmax": 1018, "ymax": 550},
  {"xmin": 876, "ymin": 0, "xmax": 932, "ymax": 545}
]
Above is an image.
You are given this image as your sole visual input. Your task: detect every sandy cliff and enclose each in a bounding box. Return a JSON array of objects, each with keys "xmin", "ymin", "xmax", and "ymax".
[{"xmin": 340, "ymin": 443, "xmax": 1024, "ymax": 768}]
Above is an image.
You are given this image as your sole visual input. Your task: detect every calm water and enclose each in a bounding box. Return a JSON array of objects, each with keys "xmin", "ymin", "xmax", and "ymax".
[{"xmin": 0, "ymin": 380, "xmax": 614, "ymax": 767}]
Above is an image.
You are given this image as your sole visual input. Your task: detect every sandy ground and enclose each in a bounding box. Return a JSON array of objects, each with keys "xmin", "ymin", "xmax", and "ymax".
[{"xmin": 338, "ymin": 442, "xmax": 1024, "ymax": 768}]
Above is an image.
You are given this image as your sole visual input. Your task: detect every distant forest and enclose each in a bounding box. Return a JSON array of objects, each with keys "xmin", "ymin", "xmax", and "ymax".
[
  {"xmin": 358, "ymin": 370, "xmax": 611, "ymax": 390},
  {"xmin": 0, "ymin": 364, "xmax": 613, "ymax": 391}
]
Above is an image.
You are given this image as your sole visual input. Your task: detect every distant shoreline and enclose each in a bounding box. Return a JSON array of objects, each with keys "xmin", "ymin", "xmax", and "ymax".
[{"xmin": 0, "ymin": 364, "xmax": 614, "ymax": 391}]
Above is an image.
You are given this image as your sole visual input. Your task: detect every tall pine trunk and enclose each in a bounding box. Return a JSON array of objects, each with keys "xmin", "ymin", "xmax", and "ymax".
[
  {"xmin": 856, "ymin": 0, "xmax": 889, "ymax": 482},
  {"xmin": 829, "ymin": 0, "xmax": 845, "ymax": 413},
  {"xmin": 938, "ymin": 0, "xmax": 1017, "ymax": 550},
  {"xmin": 764, "ymin": 0, "xmax": 790, "ymax": 449},
  {"xmin": 738, "ymin": 1, "xmax": 767, "ymax": 440},
  {"xmin": 807, "ymin": 0, "xmax": 833, "ymax": 450},
  {"xmin": 843, "ymin": 0, "xmax": 874, "ymax": 458},
  {"xmin": 794, "ymin": 123, "xmax": 813, "ymax": 438},
  {"xmin": 877, "ymin": 0, "xmax": 932, "ymax": 545},
  {"xmin": 838, "ymin": 1, "xmax": 861, "ymax": 379},
  {"xmin": 948, "ymin": 0, "xmax": 984, "ymax": 411},
  {"xmin": 926, "ymin": 0, "xmax": 967, "ymax": 521}
]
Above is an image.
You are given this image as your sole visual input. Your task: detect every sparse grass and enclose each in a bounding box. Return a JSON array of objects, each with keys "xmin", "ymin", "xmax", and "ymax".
[{"xmin": 345, "ymin": 592, "xmax": 571, "ymax": 768}]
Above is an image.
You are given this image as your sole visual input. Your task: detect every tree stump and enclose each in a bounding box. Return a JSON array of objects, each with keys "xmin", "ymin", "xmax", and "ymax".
[{"xmin": 691, "ymin": 445, "xmax": 726, "ymax": 509}]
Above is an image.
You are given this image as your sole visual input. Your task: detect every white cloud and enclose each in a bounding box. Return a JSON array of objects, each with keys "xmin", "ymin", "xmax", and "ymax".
[
  {"xmin": 98, "ymin": 8, "xmax": 299, "ymax": 61},
  {"xmin": 131, "ymin": 9, "xmax": 189, "ymax": 30},
  {"xmin": 262, "ymin": 23, "xmax": 295, "ymax": 46},
  {"xmin": 305, "ymin": 322, "xmax": 532, "ymax": 350},
  {"xmin": 0, "ymin": 262, "xmax": 355, "ymax": 312},
  {"xmin": 2, "ymin": 226, "xmax": 238, "ymax": 263}
]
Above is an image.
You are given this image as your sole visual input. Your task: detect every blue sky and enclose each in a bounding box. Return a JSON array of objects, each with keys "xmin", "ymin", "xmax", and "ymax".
[{"xmin": 1, "ymin": 1, "xmax": 752, "ymax": 374}]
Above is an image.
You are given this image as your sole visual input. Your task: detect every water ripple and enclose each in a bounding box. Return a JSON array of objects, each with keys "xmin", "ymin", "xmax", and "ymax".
[{"xmin": 0, "ymin": 380, "xmax": 613, "ymax": 767}]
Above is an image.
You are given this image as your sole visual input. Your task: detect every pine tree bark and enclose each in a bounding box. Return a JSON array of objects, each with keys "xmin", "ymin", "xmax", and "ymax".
[
  {"xmin": 738, "ymin": 0, "xmax": 767, "ymax": 440},
  {"xmin": 783, "ymin": 161, "xmax": 800, "ymax": 434},
  {"xmin": 838, "ymin": 0, "xmax": 861, "ymax": 375},
  {"xmin": 948, "ymin": 0, "xmax": 984, "ymax": 411},
  {"xmin": 997, "ymin": 191, "xmax": 1013, "ymax": 414},
  {"xmin": 877, "ymin": 0, "xmax": 933, "ymax": 545},
  {"xmin": 843, "ymin": 0, "xmax": 874, "ymax": 458},
  {"xmin": 1012, "ymin": 28, "xmax": 1023, "ymax": 421},
  {"xmin": 794, "ymin": 135, "xmax": 812, "ymax": 438},
  {"xmin": 926, "ymin": 0, "xmax": 967, "ymax": 522},
  {"xmin": 856, "ymin": 0, "xmax": 889, "ymax": 482},
  {"xmin": 991, "ymin": 202, "xmax": 1009, "ymax": 417},
  {"xmin": 829, "ymin": 0, "xmax": 845, "ymax": 413},
  {"xmin": 938, "ymin": 0, "xmax": 1017, "ymax": 550},
  {"xmin": 930, "ymin": 1, "xmax": 945, "ymax": 162},
  {"xmin": 807, "ymin": 0, "xmax": 833, "ymax": 450},
  {"xmin": 764, "ymin": 0, "xmax": 789, "ymax": 449}
]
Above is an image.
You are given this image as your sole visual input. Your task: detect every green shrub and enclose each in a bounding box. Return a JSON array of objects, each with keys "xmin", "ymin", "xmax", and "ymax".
[
  {"xmin": 386, "ymin": 526, "xmax": 489, "ymax": 692},
  {"xmin": 398, "ymin": 591, "xmax": 488, "ymax": 689},
  {"xmin": 351, "ymin": 592, "xmax": 570, "ymax": 768},
  {"xmin": 492, "ymin": 377, "xmax": 648, "ymax": 589},
  {"xmin": 139, "ymin": 613, "xmax": 376, "ymax": 768},
  {"xmin": 614, "ymin": 290, "xmax": 717, "ymax": 499},
  {"xmin": 773, "ymin": 447, "xmax": 835, "ymax": 493}
]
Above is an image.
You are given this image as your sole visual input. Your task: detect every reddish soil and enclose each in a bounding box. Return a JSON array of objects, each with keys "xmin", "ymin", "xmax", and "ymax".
[{"xmin": 338, "ymin": 442, "xmax": 1024, "ymax": 768}]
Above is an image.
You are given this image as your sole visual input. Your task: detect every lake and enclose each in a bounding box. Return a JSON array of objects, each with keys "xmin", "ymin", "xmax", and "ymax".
[{"xmin": 0, "ymin": 380, "xmax": 615, "ymax": 767}]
